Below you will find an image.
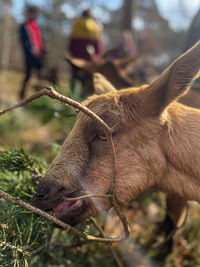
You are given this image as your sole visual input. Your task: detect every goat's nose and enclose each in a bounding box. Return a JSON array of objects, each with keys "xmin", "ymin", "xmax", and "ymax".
[{"xmin": 36, "ymin": 186, "xmax": 49, "ymax": 199}]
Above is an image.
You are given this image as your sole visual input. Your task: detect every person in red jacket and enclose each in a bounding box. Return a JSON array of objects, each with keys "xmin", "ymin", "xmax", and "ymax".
[
  {"xmin": 19, "ymin": 6, "xmax": 44, "ymax": 99},
  {"xmin": 68, "ymin": 9, "xmax": 104, "ymax": 97}
]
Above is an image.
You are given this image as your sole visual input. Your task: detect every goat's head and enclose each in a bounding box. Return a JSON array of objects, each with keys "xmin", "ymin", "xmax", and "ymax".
[{"xmin": 32, "ymin": 42, "xmax": 200, "ymax": 225}]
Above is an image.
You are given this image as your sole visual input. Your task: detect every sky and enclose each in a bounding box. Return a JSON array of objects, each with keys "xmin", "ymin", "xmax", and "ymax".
[
  {"xmin": 156, "ymin": 0, "xmax": 200, "ymax": 30},
  {"xmin": 11, "ymin": 0, "xmax": 200, "ymax": 31}
]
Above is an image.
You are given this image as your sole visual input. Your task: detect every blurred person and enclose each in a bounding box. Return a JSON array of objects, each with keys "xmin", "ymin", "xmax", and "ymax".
[
  {"xmin": 19, "ymin": 5, "xmax": 44, "ymax": 100},
  {"xmin": 68, "ymin": 9, "xmax": 104, "ymax": 97}
]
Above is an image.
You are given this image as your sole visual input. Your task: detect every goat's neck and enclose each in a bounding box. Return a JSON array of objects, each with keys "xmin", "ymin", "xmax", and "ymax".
[{"xmin": 160, "ymin": 102, "xmax": 200, "ymax": 202}]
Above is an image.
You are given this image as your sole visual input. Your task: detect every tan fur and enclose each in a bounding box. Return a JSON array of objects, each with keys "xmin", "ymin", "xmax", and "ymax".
[
  {"xmin": 93, "ymin": 73, "xmax": 116, "ymax": 94},
  {"xmin": 32, "ymin": 41, "xmax": 200, "ymax": 227}
]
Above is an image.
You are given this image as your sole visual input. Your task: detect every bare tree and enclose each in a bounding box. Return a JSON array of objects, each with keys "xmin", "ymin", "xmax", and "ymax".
[
  {"xmin": 0, "ymin": 1, "xmax": 12, "ymax": 69},
  {"xmin": 122, "ymin": 0, "xmax": 135, "ymax": 32},
  {"xmin": 183, "ymin": 8, "xmax": 200, "ymax": 52}
]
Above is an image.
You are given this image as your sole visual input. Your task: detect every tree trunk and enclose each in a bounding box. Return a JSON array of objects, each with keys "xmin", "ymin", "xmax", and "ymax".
[
  {"xmin": 122, "ymin": 0, "xmax": 135, "ymax": 32},
  {"xmin": 1, "ymin": 11, "xmax": 12, "ymax": 69},
  {"xmin": 183, "ymin": 8, "xmax": 200, "ymax": 52}
]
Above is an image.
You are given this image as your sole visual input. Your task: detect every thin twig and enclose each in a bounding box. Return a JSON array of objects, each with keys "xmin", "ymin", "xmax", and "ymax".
[
  {"xmin": 107, "ymin": 133, "xmax": 117, "ymax": 195},
  {"xmin": 90, "ymin": 218, "xmax": 125, "ymax": 267},
  {"xmin": 110, "ymin": 194, "xmax": 130, "ymax": 239},
  {"xmin": 64, "ymin": 194, "xmax": 112, "ymax": 201},
  {"xmin": 29, "ymin": 244, "xmax": 46, "ymax": 256}
]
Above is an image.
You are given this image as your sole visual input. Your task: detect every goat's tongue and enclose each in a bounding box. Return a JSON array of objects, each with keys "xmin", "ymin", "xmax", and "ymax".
[{"xmin": 53, "ymin": 201, "xmax": 76, "ymax": 216}]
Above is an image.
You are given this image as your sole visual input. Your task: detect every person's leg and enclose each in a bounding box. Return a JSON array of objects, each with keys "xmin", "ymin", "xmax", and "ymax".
[
  {"xmin": 20, "ymin": 56, "xmax": 32, "ymax": 100},
  {"xmin": 31, "ymin": 57, "xmax": 44, "ymax": 92},
  {"xmin": 35, "ymin": 57, "xmax": 43, "ymax": 81}
]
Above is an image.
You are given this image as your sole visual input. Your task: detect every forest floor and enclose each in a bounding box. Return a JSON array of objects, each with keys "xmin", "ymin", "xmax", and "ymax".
[{"xmin": 0, "ymin": 70, "xmax": 77, "ymax": 160}]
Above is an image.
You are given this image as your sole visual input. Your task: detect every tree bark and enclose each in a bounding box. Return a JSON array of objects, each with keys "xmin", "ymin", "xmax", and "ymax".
[
  {"xmin": 1, "ymin": 10, "xmax": 12, "ymax": 69},
  {"xmin": 122, "ymin": 0, "xmax": 135, "ymax": 32},
  {"xmin": 183, "ymin": 8, "xmax": 200, "ymax": 52}
]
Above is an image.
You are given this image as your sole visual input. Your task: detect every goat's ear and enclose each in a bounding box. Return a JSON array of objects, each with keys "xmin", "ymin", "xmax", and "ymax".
[
  {"xmin": 93, "ymin": 73, "xmax": 116, "ymax": 95},
  {"xmin": 65, "ymin": 55, "xmax": 90, "ymax": 70},
  {"xmin": 143, "ymin": 41, "xmax": 200, "ymax": 116}
]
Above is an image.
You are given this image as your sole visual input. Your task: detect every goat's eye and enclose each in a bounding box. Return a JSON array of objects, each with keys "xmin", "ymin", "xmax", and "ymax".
[{"xmin": 97, "ymin": 133, "xmax": 107, "ymax": 141}]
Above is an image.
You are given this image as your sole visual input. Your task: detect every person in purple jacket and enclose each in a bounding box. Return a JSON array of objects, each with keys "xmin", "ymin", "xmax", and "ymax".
[{"xmin": 68, "ymin": 9, "xmax": 104, "ymax": 97}]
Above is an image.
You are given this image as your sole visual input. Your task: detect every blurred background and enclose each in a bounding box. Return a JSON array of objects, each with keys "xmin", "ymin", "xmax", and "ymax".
[
  {"xmin": 1, "ymin": 1, "xmax": 200, "ymax": 266},
  {"xmin": 1, "ymin": 0, "xmax": 200, "ymax": 155},
  {"xmin": 1, "ymin": 0, "xmax": 200, "ymax": 74},
  {"xmin": 1, "ymin": 0, "xmax": 200, "ymax": 99},
  {"xmin": 1, "ymin": 0, "xmax": 200, "ymax": 71}
]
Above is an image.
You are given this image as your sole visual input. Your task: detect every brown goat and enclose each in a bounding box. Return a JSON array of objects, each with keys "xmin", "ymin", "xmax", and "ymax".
[
  {"xmin": 65, "ymin": 55, "xmax": 136, "ymax": 95},
  {"xmin": 32, "ymin": 41, "xmax": 200, "ymax": 233},
  {"xmin": 66, "ymin": 54, "xmax": 192, "ymax": 233}
]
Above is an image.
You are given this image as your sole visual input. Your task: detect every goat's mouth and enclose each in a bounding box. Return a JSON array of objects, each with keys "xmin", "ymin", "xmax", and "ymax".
[
  {"xmin": 32, "ymin": 189, "xmax": 95, "ymax": 225},
  {"xmin": 52, "ymin": 198, "xmax": 88, "ymax": 225}
]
